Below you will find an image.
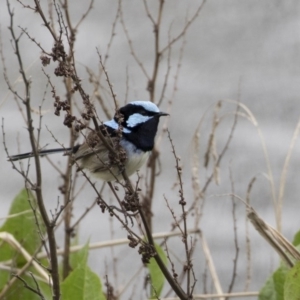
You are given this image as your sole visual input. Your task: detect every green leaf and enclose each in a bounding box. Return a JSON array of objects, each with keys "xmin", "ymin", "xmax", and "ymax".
[
  {"xmin": 147, "ymin": 243, "xmax": 168, "ymax": 299},
  {"xmin": 259, "ymin": 264, "xmax": 289, "ymax": 300},
  {"xmin": 61, "ymin": 242, "xmax": 105, "ymax": 300},
  {"xmin": 0, "ymin": 189, "xmax": 49, "ymax": 295},
  {"xmin": 61, "ymin": 266, "xmax": 105, "ymax": 300},
  {"xmin": 0, "ymin": 189, "xmax": 44, "ymax": 264},
  {"xmin": 284, "ymin": 261, "xmax": 300, "ymax": 300},
  {"xmin": 292, "ymin": 231, "xmax": 300, "ymax": 247},
  {"xmin": 69, "ymin": 242, "xmax": 89, "ymax": 270},
  {"xmin": 273, "ymin": 264, "xmax": 289, "ymax": 300},
  {"xmin": 259, "ymin": 275, "xmax": 276, "ymax": 300},
  {"xmin": 0, "ymin": 270, "xmax": 10, "ymax": 295}
]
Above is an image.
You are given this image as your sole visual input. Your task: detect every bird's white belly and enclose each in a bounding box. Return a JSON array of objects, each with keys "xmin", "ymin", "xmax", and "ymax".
[{"xmin": 124, "ymin": 150, "xmax": 150, "ymax": 177}]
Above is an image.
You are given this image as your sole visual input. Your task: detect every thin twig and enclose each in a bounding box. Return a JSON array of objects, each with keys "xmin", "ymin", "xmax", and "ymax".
[
  {"xmin": 244, "ymin": 177, "xmax": 256, "ymax": 291},
  {"xmin": 167, "ymin": 129, "xmax": 193, "ymax": 296},
  {"xmin": 226, "ymin": 165, "xmax": 239, "ymax": 297},
  {"xmin": 14, "ymin": 274, "xmax": 46, "ymax": 300},
  {"xmin": 119, "ymin": 0, "xmax": 150, "ymax": 80},
  {"xmin": 160, "ymin": 0, "xmax": 207, "ymax": 54}
]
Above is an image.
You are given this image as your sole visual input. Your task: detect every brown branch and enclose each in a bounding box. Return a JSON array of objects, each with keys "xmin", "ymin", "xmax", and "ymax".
[
  {"xmin": 98, "ymin": 52, "xmax": 119, "ymax": 109},
  {"xmin": 19, "ymin": 26, "xmax": 51, "ymax": 56},
  {"xmin": 157, "ymin": 23, "xmax": 172, "ymax": 107},
  {"xmin": 74, "ymin": 0, "xmax": 94, "ymax": 30},
  {"xmin": 14, "ymin": 274, "xmax": 46, "ymax": 300},
  {"xmin": 201, "ymin": 101, "xmax": 239, "ymax": 197},
  {"xmin": 119, "ymin": 0, "xmax": 150, "ymax": 80},
  {"xmin": 244, "ymin": 177, "xmax": 256, "ymax": 291},
  {"xmin": 168, "ymin": 22, "xmax": 186, "ymax": 105},
  {"xmin": 102, "ymin": 0, "xmax": 120, "ymax": 66},
  {"xmin": 160, "ymin": 0, "xmax": 207, "ymax": 54},
  {"xmin": 33, "ymin": 0, "xmax": 58, "ymax": 42},
  {"xmin": 147, "ymin": 0, "xmax": 164, "ymax": 101},
  {"xmin": 142, "ymin": 0, "xmax": 156, "ymax": 25},
  {"xmin": 167, "ymin": 129, "xmax": 193, "ymax": 297},
  {"xmin": 138, "ymin": 205, "xmax": 188, "ymax": 299},
  {"xmin": 6, "ymin": 1, "xmax": 60, "ymax": 298},
  {"xmin": 226, "ymin": 166, "xmax": 239, "ymax": 297},
  {"xmin": 168, "ymin": 100, "xmax": 239, "ymax": 240}
]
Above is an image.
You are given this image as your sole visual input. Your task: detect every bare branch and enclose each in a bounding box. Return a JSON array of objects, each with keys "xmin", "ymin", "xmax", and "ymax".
[
  {"xmin": 6, "ymin": 1, "xmax": 60, "ymax": 297},
  {"xmin": 74, "ymin": 0, "xmax": 94, "ymax": 30},
  {"xmin": 119, "ymin": 0, "xmax": 150, "ymax": 80},
  {"xmin": 226, "ymin": 166, "xmax": 239, "ymax": 297},
  {"xmin": 160, "ymin": 0, "xmax": 207, "ymax": 54}
]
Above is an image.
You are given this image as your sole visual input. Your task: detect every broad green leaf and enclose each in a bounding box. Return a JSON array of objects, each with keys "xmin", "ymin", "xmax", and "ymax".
[
  {"xmin": 292, "ymin": 230, "xmax": 300, "ymax": 247},
  {"xmin": 259, "ymin": 264, "xmax": 289, "ymax": 300},
  {"xmin": 259, "ymin": 230, "xmax": 300, "ymax": 300},
  {"xmin": 0, "ymin": 189, "xmax": 44, "ymax": 264},
  {"xmin": 258, "ymin": 274, "xmax": 276, "ymax": 300},
  {"xmin": 0, "ymin": 270, "xmax": 10, "ymax": 295},
  {"xmin": 284, "ymin": 261, "xmax": 300, "ymax": 300},
  {"xmin": 148, "ymin": 243, "xmax": 168, "ymax": 299},
  {"xmin": 0, "ymin": 189, "xmax": 49, "ymax": 295},
  {"xmin": 61, "ymin": 266, "xmax": 105, "ymax": 300},
  {"xmin": 62, "ymin": 242, "xmax": 105, "ymax": 300},
  {"xmin": 59, "ymin": 242, "xmax": 89, "ymax": 279},
  {"xmin": 70, "ymin": 242, "xmax": 89, "ymax": 270},
  {"xmin": 273, "ymin": 265, "xmax": 289, "ymax": 300}
]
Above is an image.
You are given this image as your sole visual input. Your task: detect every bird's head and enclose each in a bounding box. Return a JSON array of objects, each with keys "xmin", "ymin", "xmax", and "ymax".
[
  {"xmin": 118, "ymin": 101, "xmax": 168, "ymax": 131},
  {"xmin": 105, "ymin": 101, "xmax": 168, "ymax": 133}
]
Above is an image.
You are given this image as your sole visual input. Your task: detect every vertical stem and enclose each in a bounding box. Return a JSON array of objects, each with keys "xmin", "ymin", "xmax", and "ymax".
[
  {"xmin": 149, "ymin": 0, "xmax": 164, "ymax": 102},
  {"xmin": 138, "ymin": 207, "xmax": 188, "ymax": 300},
  {"xmin": 6, "ymin": 1, "xmax": 60, "ymax": 298},
  {"xmin": 61, "ymin": 77, "xmax": 74, "ymax": 279},
  {"xmin": 61, "ymin": 0, "xmax": 77, "ymax": 279},
  {"xmin": 143, "ymin": 0, "xmax": 165, "ymax": 232}
]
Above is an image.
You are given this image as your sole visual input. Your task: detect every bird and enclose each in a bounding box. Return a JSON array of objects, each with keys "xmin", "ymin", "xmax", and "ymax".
[{"xmin": 9, "ymin": 101, "xmax": 168, "ymax": 181}]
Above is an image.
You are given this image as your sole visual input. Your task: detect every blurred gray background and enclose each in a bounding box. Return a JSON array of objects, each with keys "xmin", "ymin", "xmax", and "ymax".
[{"xmin": 1, "ymin": 0, "xmax": 300, "ymax": 299}]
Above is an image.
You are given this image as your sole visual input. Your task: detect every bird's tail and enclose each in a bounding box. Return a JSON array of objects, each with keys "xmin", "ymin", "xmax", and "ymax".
[{"xmin": 8, "ymin": 147, "xmax": 73, "ymax": 161}]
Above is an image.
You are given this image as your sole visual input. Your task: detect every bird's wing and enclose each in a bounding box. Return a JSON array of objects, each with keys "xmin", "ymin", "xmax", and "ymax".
[
  {"xmin": 73, "ymin": 130, "xmax": 122, "ymax": 160},
  {"xmin": 74, "ymin": 131, "xmax": 109, "ymax": 160},
  {"xmin": 73, "ymin": 130, "xmax": 125, "ymax": 176}
]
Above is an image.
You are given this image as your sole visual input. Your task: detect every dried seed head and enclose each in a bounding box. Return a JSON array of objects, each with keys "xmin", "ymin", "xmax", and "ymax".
[{"xmin": 40, "ymin": 55, "xmax": 51, "ymax": 66}]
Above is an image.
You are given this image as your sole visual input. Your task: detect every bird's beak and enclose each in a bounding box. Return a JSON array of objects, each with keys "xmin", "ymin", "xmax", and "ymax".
[{"xmin": 158, "ymin": 112, "xmax": 169, "ymax": 117}]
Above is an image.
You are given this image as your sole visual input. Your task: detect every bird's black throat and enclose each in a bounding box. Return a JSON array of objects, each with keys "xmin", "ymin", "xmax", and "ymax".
[{"xmin": 123, "ymin": 116, "xmax": 160, "ymax": 152}]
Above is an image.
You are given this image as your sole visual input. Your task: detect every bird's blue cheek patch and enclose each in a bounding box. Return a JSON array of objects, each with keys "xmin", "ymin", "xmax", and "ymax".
[
  {"xmin": 126, "ymin": 114, "xmax": 152, "ymax": 128},
  {"xmin": 104, "ymin": 119, "xmax": 131, "ymax": 133}
]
